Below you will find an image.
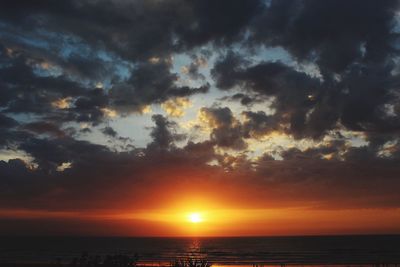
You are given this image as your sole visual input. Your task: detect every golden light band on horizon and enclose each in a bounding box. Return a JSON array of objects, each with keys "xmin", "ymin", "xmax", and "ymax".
[{"xmin": 1, "ymin": 205, "xmax": 400, "ymax": 236}]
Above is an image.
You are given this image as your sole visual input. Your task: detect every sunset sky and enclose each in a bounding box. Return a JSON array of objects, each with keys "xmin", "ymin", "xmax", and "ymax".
[{"xmin": 1, "ymin": 0, "xmax": 400, "ymax": 236}]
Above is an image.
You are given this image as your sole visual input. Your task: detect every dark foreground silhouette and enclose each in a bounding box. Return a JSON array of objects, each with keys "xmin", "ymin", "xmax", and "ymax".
[
  {"xmin": 68, "ymin": 252, "xmax": 139, "ymax": 266},
  {"xmin": 65, "ymin": 253, "xmax": 212, "ymax": 267}
]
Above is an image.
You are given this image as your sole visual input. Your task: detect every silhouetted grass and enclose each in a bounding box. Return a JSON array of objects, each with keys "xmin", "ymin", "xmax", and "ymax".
[
  {"xmin": 171, "ymin": 258, "xmax": 212, "ymax": 267},
  {"xmin": 69, "ymin": 252, "xmax": 138, "ymax": 267},
  {"xmin": 67, "ymin": 253, "xmax": 212, "ymax": 267}
]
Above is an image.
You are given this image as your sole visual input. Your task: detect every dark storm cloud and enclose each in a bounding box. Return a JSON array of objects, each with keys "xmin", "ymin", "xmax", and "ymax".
[
  {"xmin": 101, "ymin": 126, "xmax": 118, "ymax": 138},
  {"xmin": 2, "ymin": 138, "xmax": 400, "ymax": 210},
  {"xmin": 0, "ymin": 47, "xmax": 86, "ymax": 97},
  {"xmin": 242, "ymin": 111, "xmax": 278, "ymax": 138},
  {"xmin": 200, "ymin": 107, "xmax": 247, "ymax": 150},
  {"xmin": 212, "ymin": 54, "xmax": 400, "ymax": 141},
  {"xmin": 109, "ymin": 60, "xmax": 209, "ymax": 113},
  {"xmin": 280, "ymin": 141, "xmax": 345, "ymax": 161},
  {"xmin": 0, "ymin": 113, "xmax": 18, "ymax": 129},
  {"xmin": 1, "ymin": 0, "xmax": 239, "ymax": 122},
  {"xmin": 249, "ymin": 0, "xmax": 400, "ymax": 138},
  {"xmin": 182, "ymin": 58, "xmax": 206, "ymax": 80},
  {"xmin": 0, "ymin": 0, "xmax": 264, "ymax": 60},
  {"xmin": 0, "ymin": 47, "xmax": 112, "ymax": 126},
  {"xmin": 252, "ymin": 156, "xmax": 400, "ymax": 209},
  {"xmin": 17, "ymin": 137, "xmax": 105, "ymax": 172},
  {"xmin": 70, "ymin": 88, "xmax": 109, "ymax": 124},
  {"xmin": 176, "ymin": 0, "xmax": 264, "ymax": 47},
  {"xmin": 230, "ymin": 93, "xmax": 256, "ymax": 106},
  {"xmin": 250, "ymin": 0, "xmax": 399, "ymax": 74},
  {"xmin": 0, "ymin": 138, "xmax": 136, "ymax": 209},
  {"xmin": 22, "ymin": 121, "xmax": 66, "ymax": 138},
  {"xmin": 0, "ymin": 134, "xmax": 217, "ymax": 210},
  {"xmin": 334, "ymin": 64, "xmax": 400, "ymax": 133},
  {"xmin": 209, "ymin": 0, "xmax": 400, "ymax": 141},
  {"xmin": 0, "ymin": 113, "xmax": 21, "ymax": 147},
  {"xmin": 200, "ymin": 107, "xmax": 280, "ymax": 149},
  {"xmin": 147, "ymin": 114, "xmax": 186, "ymax": 150},
  {"xmin": 212, "ymin": 53, "xmax": 326, "ymax": 138}
]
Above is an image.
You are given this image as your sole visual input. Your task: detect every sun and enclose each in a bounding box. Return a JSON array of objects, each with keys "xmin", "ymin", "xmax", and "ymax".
[{"xmin": 187, "ymin": 212, "xmax": 203, "ymax": 223}]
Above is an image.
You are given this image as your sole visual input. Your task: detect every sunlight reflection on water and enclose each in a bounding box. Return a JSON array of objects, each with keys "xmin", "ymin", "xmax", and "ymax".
[{"xmin": 1, "ymin": 236, "xmax": 400, "ymax": 265}]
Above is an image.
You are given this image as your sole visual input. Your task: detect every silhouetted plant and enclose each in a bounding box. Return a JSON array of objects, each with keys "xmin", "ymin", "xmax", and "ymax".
[
  {"xmin": 171, "ymin": 258, "xmax": 212, "ymax": 267},
  {"xmin": 69, "ymin": 252, "xmax": 138, "ymax": 267}
]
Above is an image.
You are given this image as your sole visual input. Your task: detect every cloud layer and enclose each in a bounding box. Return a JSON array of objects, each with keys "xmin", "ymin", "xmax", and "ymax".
[{"xmin": 1, "ymin": 0, "xmax": 400, "ymax": 234}]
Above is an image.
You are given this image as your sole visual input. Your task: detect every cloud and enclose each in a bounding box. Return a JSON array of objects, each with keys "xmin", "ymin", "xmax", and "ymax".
[
  {"xmin": 1, "ymin": 138, "xmax": 400, "ymax": 212},
  {"xmin": 51, "ymin": 97, "xmax": 72, "ymax": 109},
  {"xmin": 242, "ymin": 111, "xmax": 278, "ymax": 138},
  {"xmin": 250, "ymin": 0, "xmax": 399, "ymax": 73},
  {"xmin": 0, "ymin": 0, "xmax": 264, "ymax": 61},
  {"xmin": 147, "ymin": 114, "xmax": 186, "ymax": 150},
  {"xmin": 101, "ymin": 126, "xmax": 118, "ymax": 138},
  {"xmin": 109, "ymin": 61, "xmax": 209, "ymax": 114},
  {"xmin": 21, "ymin": 121, "xmax": 66, "ymax": 138},
  {"xmin": 199, "ymin": 107, "xmax": 247, "ymax": 150},
  {"xmin": 212, "ymin": 48, "xmax": 400, "ymax": 140},
  {"xmin": 212, "ymin": 54, "xmax": 327, "ymax": 139},
  {"xmin": 161, "ymin": 97, "xmax": 192, "ymax": 118},
  {"xmin": 181, "ymin": 55, "xmax": 208, "ymax": 80}
]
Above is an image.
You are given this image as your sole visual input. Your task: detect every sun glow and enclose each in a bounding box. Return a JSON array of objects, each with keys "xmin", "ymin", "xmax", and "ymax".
[{"xmin": 188, "ymin": 212, "xmax": 203, "ymax": 223}]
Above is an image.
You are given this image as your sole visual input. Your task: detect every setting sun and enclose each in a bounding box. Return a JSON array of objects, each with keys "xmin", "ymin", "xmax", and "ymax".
[{"xmin": 188, "ymin": 212, "xmax": 203, "ymax": 223}]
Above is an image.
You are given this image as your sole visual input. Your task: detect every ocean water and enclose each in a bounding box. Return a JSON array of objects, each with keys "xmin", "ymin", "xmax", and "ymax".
[{"xmin": 0, "ymin": 235, "xmax": 400, "ymax": 265}]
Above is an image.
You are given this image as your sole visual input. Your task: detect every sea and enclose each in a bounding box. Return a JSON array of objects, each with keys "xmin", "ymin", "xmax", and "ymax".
[{"xmin": 0, "ymin": 235, "xmax": 400, "ymax": 266}]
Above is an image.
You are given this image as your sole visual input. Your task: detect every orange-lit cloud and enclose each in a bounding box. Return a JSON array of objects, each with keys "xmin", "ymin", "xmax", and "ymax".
[
  {"xmin": 52, "ymin": 97, "xmax": 72, "ymax": 109},
  {"xmin": 162, "ymin": 97, "xmax": 192, "ymax": 117}
]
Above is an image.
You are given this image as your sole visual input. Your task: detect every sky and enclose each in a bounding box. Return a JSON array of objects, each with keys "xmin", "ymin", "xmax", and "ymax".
[{"xmin": 0, "ymin": 0, "xmax": 400, "ymax": 236}]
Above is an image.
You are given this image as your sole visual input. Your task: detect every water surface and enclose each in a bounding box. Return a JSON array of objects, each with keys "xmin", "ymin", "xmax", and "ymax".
[{"xmin": 1, "ymin": 235, "xmax": 400, "ymax": 265}]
